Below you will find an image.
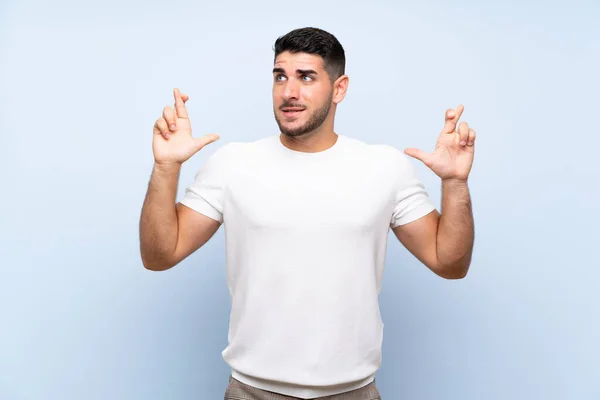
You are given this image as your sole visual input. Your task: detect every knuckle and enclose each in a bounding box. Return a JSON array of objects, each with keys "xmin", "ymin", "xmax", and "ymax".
[{"xmin": 154, "ymin": 119, "xmax": 165, "ymax": 131}]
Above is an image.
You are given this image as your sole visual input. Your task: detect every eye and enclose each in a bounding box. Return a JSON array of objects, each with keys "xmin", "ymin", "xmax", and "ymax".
[
  {"xmin": 275, "ymin": 74, "xmax": 287, "ymax": 82},
  {"xmin": 301, "ymin": 75, "xmax": 314, "ymax": 82}
]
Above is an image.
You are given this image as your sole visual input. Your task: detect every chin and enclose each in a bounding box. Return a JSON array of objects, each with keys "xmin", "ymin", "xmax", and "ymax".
[
  {"xmin": 277, "ymin": 119, "xmax": 307, "ymax": 137},
  {"xmin": 282, "ymin": 130, "xmax": 310, "ymax": 138},
  {"xmin": 281, "ymin": 122, "xmax": 312, "ymax": 137}
]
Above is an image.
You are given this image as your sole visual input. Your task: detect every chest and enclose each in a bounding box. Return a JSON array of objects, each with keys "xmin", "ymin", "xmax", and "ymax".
[{"xmin": 223, "ymin": 160, "xmax": 396, "ymax": 232}]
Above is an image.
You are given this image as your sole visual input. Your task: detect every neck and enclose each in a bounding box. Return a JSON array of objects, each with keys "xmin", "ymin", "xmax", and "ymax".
[
  {"xmin": 280, "ymin": 130, "xmax": 338, "ymax": 153},
  {"xmin": 279, "ymin": 110, "xmax": 338, "ymax": 153}
]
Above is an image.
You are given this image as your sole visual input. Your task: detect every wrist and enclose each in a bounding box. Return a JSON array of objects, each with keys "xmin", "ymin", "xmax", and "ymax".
[
  {"xmin": 442, "ymin": 177, "xmax": 468, "ymax": 186},
  {"xmin": 442, "ymin": 177, "xmax": 470, "ymax": 194},
  {"xmin": 153, "ymin": 161, "xmax": 182, "ymax": 174}
]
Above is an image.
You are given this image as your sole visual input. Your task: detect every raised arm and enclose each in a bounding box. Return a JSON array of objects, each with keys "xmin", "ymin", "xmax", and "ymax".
[
  {"xmin": 139, "ymin": 88, "xmax": 220, "ymax": 271},
  {"xmin": 393, "ymin": 105, "xmax": 476, "ymax": 279}
]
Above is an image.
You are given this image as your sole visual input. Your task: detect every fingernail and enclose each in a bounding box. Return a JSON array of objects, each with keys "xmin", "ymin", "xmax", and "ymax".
[
  {"xmin": 170, "ymin": 124, "xmax": 176, "ymax": 130},
  {"xmin": 460, "ymin": 140, "xmax": 466, "ymax": 146}
]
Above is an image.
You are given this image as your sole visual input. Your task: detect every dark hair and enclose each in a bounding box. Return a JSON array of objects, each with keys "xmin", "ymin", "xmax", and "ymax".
[{"xmin": 273, "ymin": 27, "xmax": 346, "ymax": 82}]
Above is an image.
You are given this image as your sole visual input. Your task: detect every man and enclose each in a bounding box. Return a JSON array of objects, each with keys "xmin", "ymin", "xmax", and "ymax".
[{"xmin": 140, "ymin": 27, "xmax": 475, "ymax": 400}]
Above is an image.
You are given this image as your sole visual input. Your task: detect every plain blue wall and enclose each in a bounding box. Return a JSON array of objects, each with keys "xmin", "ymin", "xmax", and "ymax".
[{"xmin": 1, "ymin": 0, "xmax": 598, "ymax": 399}]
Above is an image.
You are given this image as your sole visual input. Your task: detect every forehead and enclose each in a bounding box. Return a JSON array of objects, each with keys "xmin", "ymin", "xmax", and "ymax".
[{"xmin": 274, "ymin": 51, "xmax": 325, "ymax": 72}]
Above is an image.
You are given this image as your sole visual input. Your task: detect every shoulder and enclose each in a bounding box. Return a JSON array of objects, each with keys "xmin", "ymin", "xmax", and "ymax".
[
  {"xmin": 341, "ymin": 135, "xmax": 414, "ymax": 170},
  {"xmin": 203, "ymin": 135, "xmax": 275, "ymax": 163}
]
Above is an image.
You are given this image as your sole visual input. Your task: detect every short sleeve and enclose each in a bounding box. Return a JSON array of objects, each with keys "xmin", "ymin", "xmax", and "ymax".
[
  {"xmin": 178, "ymin": 144, "xmax": 232, "ymax": 223},
  {"xmin": 390, "ymin": 151, "xmax": 437, "ymax": 228}
]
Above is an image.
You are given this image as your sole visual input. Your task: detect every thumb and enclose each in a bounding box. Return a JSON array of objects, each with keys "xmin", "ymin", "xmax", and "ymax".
[
  {"xmin": 404, "ymin": 148, "xmax": 432, "ymax": 167},
  {"xmin": 194, "ymin": 134, "xmax": 220, "ymax": 151}
]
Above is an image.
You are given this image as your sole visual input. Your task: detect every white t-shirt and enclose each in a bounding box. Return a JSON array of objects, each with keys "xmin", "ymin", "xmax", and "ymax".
[{"xmin": 179, "ymin": 134, "xmax": 436, "ymax": 398}]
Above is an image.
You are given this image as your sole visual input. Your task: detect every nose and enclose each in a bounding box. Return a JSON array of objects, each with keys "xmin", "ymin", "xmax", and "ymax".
[{"xmin": 282, "ymin": 79, "xmax": 300, "ymax": 101}]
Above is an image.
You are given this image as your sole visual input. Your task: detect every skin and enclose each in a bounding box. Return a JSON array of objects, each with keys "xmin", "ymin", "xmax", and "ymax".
[
  {"xmin": 140, "ymin": 52, "xmax": 475, "ymax": 279},
  {"xmin": 396, "ymin": 105, "xmax": 476, "ymax": 279},
  {"xmin": 139, "ymin": 88, "xmax": 221, "ymax": 271},
  {"xmin": 272, "ymin": 51, "xmax": 349, "ymax": 153}
]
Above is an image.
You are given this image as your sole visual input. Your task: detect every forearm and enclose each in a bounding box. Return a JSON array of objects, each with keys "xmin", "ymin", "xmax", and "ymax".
[
  {"xmin": 436, "ymin": 178, "xmax": 474, "ymax": 277},
  {"xmin": 139, "ymin": 163, "xmax": 181, "ymax": 269}
]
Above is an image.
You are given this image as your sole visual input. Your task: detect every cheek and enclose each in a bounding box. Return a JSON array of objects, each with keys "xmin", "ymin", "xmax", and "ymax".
[{"xmin": 306, "ymin": 86, "xmax": 329, "ymax": 104}]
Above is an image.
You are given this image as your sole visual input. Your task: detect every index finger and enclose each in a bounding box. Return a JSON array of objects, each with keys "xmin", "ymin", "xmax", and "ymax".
[
  {"xmin": 442, "ymin": 104, "xmax": 465, "ymax": 134},
  {"xmin": 173, "ymin": 88, "xmax": 189, "ymax": 119}
]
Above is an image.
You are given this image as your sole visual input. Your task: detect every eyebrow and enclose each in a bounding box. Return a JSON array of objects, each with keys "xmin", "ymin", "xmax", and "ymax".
[{"xmin": 273, "ymin": 68, "xmax": 318, "ymax": 75}]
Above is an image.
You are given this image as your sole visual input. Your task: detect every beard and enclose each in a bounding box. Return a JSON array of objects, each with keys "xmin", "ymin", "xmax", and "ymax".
[{"xmin": 274, "ymin": 91, "xmax": 333, "ymax": 137}]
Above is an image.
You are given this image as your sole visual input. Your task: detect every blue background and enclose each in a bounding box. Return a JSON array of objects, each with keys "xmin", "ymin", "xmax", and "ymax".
[{"xmin": 1, "ymin": 0, "xmax": 598, "ymax": 398}]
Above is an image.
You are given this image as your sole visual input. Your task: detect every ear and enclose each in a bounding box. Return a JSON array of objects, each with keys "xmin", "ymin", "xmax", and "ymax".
[{"xmin": 333, "ymin": 75, "xmax": 349, "ymax": 104}]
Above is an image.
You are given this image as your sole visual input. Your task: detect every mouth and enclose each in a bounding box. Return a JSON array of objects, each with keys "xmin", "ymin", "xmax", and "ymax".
[{"xmin": 281, "ymin": 108, "xmax": 305, "ymax": 119}]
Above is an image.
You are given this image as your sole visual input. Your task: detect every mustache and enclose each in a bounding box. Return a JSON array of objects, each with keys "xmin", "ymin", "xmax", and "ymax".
[{"xmin": 280, "ymin": 103, "xmax": 306, "ymax": 110}]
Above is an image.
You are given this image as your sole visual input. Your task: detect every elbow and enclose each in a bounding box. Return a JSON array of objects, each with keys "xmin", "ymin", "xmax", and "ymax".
[
  {"xmin": 140, "ymin": 239, "xmax": 178, "ymax": 271},
  {"xmin": 440, "ymin": 268, "xmax": 469, "ymax": 280},
  {"xmin": 433, "ymin": 260, "xmax": 471, "ymax": 280},
  {"xmin": 141, "ymin": 253, "xmax": 175, "ymax": 272}
]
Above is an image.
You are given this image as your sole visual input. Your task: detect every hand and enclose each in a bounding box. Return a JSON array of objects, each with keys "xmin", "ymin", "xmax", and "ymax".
[
  {"xmin": 404, "ymin": 104, "xmax": 476, "ymax": 182},
  {"xmin": 152, "ymin": 88, "xmax": 220, "ymax": 166}
]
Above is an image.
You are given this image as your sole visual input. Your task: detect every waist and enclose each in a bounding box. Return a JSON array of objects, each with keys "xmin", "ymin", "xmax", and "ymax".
[{"xmin": 230, "ymin": 369, "xmax": 377, "ymax": 399}]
